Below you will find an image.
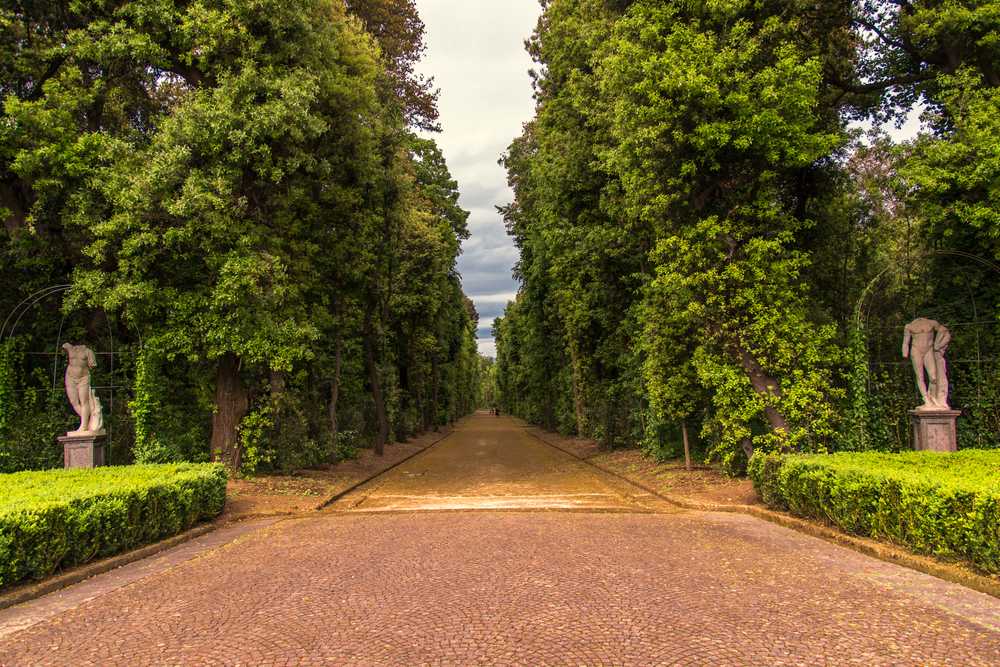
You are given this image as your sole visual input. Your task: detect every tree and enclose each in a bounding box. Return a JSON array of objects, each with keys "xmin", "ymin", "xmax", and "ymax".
[
  {"xmin": 0, "ymin": 0, "xmax": 479, "ymax": 475},
  {"xmin": 496, "ymin": 0, "xmax": 858, "ymax": 468},
  {"xmin": 346, "ymin": 0, "xmax": 440, "ymax": 131},
  {"xmin": 71, "ymin": 0, "xmax": 386, "ymax": 470}
]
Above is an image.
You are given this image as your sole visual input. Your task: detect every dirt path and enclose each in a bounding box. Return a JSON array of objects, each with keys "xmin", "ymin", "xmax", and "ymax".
[{"xmin": 1, "ymin": 413, "xmax": 999, "ymax": 665}]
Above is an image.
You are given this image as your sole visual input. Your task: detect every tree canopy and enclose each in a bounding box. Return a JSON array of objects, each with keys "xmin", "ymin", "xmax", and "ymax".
[
  {"xmin": 495, "ymin": 0, "xmax": 1000, "ymax": 469},
  {"xmin": 0, "ymin": 0, "xmax": 480, "ymax": 474}
]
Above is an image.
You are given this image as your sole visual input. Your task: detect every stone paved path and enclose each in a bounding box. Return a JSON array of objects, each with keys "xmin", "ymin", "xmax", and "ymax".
[
  {"xmin": 328, "ymin": 415, "xmax": 674, "ymax": 513},
  {"xmin": 1, "ymin": 414, "xmax": 999, "ymax": 665}
]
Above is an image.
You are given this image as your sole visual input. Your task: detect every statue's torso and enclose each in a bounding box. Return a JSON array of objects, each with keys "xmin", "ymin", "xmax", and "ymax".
[
  {"xmin": 65, "ymin": 347, "xmax": 92, "ymax": 381},
  {"xmin": 906, "ymin": 318, "xmax": 940, "ymax": 351}
]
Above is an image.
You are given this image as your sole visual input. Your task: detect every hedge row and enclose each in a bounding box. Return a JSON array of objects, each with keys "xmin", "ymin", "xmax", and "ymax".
[
  {"xmin": 748, "ymin": 450, "xmax": 1000, "ymax": 574},
  {"xmin": 1, "ymin": 463, "xmax": 227, "ymax": 589}
]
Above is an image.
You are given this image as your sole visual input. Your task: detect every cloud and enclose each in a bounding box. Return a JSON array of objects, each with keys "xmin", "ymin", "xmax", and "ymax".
[
  {"xmin": 416, "ymin": 0, "xmax": 539, "ymax": 354},
  {"xmin": 478, "ymin": 338, "xmax": 497, "ymax": 358},
  {"xmin": 457, "ymin": 181, "xmax": 509, "ymax": 211}
]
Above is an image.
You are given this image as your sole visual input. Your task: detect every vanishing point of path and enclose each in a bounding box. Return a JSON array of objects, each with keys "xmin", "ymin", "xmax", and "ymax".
[{"xmin": 2, "ymin": 414, "xmax": 999, "ymax": 665}]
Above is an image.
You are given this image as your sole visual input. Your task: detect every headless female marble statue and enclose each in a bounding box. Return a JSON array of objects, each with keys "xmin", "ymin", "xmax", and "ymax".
[{"xmin": 63, "ymin": 343, "xmax": 104, "ymax": 435}]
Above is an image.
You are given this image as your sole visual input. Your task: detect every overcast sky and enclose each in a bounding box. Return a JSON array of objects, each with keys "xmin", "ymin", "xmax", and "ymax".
[{"xmin": 415, "ymin": 1, "xmax": 541, "ymax": 358}]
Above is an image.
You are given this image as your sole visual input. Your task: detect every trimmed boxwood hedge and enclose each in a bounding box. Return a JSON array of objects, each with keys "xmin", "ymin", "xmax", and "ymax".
[
  {"xmin": 748, "ymin": 450, "xmax": 1000, "ymax": 573},
  {"xmin": 1, "ymin": 463, "xmax": 227, "ymax": 589}
]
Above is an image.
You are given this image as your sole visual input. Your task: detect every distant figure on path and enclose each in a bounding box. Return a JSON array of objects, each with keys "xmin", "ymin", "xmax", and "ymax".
[
  {"xmin": 902, "ymin": 318, "xmax": 952, "ymax": 410},
  {"xmin": 63, "ymin": 343, "xmax": 104, "ymax": 434}
]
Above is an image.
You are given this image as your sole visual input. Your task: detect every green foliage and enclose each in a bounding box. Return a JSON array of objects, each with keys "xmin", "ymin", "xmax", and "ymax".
[
  {"xmin": 128, "ymin": 343, "xmax": 212, "ymax": 465},
  {"xmin": 130, "ymin": 344, "xmax": 169, "ymax": 464},
  {"xmin": 749, "ymin": 450, "xmax": 1000, "ymax": 573},
  {"xmin": 496, "ymin": 0, "xmax": 850, "ymax": 460},
  {"xmin": 496, "ymin": 0, "xmax": 1000, "ymax": 467},
  {"xmin": 0, "ymin": 392, "xmax": 69, "ymax": 475},
  {"xmin": 478, "ymin": 356, "xmax": 498, "ymax": 408},
  {"xmin": 0, "ymin": 339, "xmax": 15, "ymax": 437},
  {"xmin": 903, "ymin": 70, "xmax": 1000, "ymax": 252},
  {"xmin": 1, "ymin": 0, "xmax": 479, "ymax": 474},
  {"xmin": 237, "ymin": 403, "xmax": 277, "ymax": 476},
  {"xmin": 239, "ymin": 386, "xmax": 327, "ymax": 476},
  {"xmin": 0, "ymin": 463, "xmax": 227, "ymax": 588},
  {"xmin": 839, "ymin": 325, "xmax": 874, "ymax": 451},
  {"xmin": 605, "ymin": 0, "xmax": 846, "ymax": 458},
  {"xmin": 0, "ymin": 339, "xmax": 73, "ymax": 474},
  {"xmin": 334, "ymin": 429, "xmax": 361, "ymax": 462},
  {"xmin": 640, "ymin": 420, "xmax": 701, "ymax": 464}
]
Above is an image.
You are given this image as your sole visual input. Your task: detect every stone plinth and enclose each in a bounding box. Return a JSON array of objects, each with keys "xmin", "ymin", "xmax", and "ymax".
[
  {"xmin": 909, "ymin": 409, "xmax": 960, "ymax": 452},
  {"xmin": 59, "ymin": 433, "xmax": 106, "ymax": 468}
]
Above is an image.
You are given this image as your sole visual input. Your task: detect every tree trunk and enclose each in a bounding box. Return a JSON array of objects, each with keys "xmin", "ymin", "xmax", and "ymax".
[
  {"xmin": 733, "ymin": 343, "xmax": 791, "ymax": 439},
  {"xmin": 569, "ymin": 346, "xmax": 588, "ymax": 437},
  {"xmin": 211, "ymin": 353, "xmax": 248, "ymax": 473},
  {"xmin": 543, "ymin": 401, "xmax": 555, "ymax": 432},
  {"xmin": 682, "ymin": 421, "xmax": 692, "ymax": 472},
  {"xmin": 328, "ymin": 333, "xmax": 342, "ymax": 447},
  {"xmin": 269, "ymin": 369, "xmax": 286, "ymax": 395},
  {"xmin": 430, "ymin": 358, "xmax": 440, "ymax": 432},
  {"xmin": 0, "ymin": 179, "xmax": 27, "ymax": 233},
  {"xmin": 364, "ymin": 308, "xmax": 388, "ymax": 456}
]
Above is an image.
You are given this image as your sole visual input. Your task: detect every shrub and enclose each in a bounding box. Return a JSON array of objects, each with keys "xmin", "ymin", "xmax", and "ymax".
[
  {"xmin": 334, "ymin": 429, "xmax": 361, "ymax": 462},
  {"xmin": 749, "ymin": 450, "xmax": 1000, "ymax": 573},
  {"xmin": 0, "ymin": 463, "xmax": 227, "ymax": 589},
  {"xmin": 239, "ymin": 390, "xmax": 331, "ymax": 476}
]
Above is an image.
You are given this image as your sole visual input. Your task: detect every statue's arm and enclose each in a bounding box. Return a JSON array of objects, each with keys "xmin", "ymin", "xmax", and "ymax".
[
  {"xmin": 87, "ymin": 347, "xmax": 96, "ymax": 368},
  {"xmin": 935, "ymin": 327, "xmax": 952, "ymax": 351},
  {"xmin": 901, "ymin": 327, "xmax": 911, "ymax": 358}
]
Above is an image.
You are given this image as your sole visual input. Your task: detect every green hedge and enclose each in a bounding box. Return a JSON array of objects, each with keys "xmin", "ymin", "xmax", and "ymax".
[
  {"xmin": 0, "ymin": 463, "xmax": 227, "ymax": 589},
  {"xmin": 749, "ymin": 450, "xmax": 1000, "ymax": 574}
]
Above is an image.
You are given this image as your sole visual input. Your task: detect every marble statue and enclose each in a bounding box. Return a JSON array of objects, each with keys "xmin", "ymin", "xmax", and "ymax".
[
  {"xmin": 901, "ymin": 318, "xmax": 951, "ymax": 411},
  {"xmin": 63, "ymin": 343, "xmax": 105, "ymax": 435}
]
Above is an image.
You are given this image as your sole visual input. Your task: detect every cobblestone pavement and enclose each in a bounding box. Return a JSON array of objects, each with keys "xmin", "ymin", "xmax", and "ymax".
[{"xmin": 1, "ymin": 415, "xmax": 999, "ymax": 666}]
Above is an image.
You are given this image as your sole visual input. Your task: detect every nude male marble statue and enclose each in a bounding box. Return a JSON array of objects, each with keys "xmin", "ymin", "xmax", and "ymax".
[
  {"xmin": 63, "ymin": 343, "xmax": 104, "ymax": 435},
  {"xmin": 901, "ymin": 318, "xmax": 951, "ymax": 411}
]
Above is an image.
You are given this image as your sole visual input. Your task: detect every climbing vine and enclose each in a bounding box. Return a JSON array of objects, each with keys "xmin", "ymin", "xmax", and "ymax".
[
  {"xmin": 0, "ymin": 339, "xmax": 16, "ymax": 438},
  {"xmin": 237, "ymin": 403, "xmax": 276, "ymax": 477},
  {"xmin": 130, "ymin": 345, "xmax": 171, "ymax": 463},
  {"xmin": 0, "ymin": 337, "xmax": 18, "ymax": 475}
]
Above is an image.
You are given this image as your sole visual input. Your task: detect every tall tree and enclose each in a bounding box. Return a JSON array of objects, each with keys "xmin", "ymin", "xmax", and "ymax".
[
  {"xmin": 496, "ymin": 0, "xmax": 859, "ymax": 468},
  {"xmin": 71, "ymin": 0, "xmax": 385, "ymax": 470},
  {"xmin": 346, "ymin": 0, "xmax": 440, "ymax": 131}
]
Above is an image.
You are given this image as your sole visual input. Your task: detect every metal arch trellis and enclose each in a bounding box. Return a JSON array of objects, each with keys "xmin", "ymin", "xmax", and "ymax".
[
  {"xmin": 854, "ymin": 250, "xmax": 1000, "ymax": 329},
  {"xmin": 2, "ymin": 285, "xmax": 119, "ymax": 453},
  {"xmin": 1, "ymin": 285, "xmax": 73, "ymax": 342}
]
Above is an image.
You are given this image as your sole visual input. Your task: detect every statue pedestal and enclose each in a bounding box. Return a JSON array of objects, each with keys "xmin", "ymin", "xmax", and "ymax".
[
  {"xmin": 59, "ymin": 433, "xmax": 106, "ymax": 468},
  {"xmin": 909, "ymin": 410, "xmax": 960, "ymax": 452}
]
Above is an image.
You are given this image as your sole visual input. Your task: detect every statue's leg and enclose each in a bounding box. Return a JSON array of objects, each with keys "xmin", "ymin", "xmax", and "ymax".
[
  {"xmin": 912, "ymin": 352, "xmax": 931, "ymax": 405},
  {"xmin": 76, "ymin": 382, "xmax": 91, "ymax": 432},
  {"xmin": 934, "ymin": 352, "xmax": 949, "ymax": 406},
  {"xmin": 923, "ymin": 351, "xmax": 939, "ymax": 406},
  {"xmin": 65, "ymin": 377, "xmax": 82, "ymax": 413}
]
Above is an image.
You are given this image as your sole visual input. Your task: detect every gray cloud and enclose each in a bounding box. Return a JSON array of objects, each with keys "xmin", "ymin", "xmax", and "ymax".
[
  {"xmin": 457, "ymin": 181, "xmax": 508, "ymax": 211},
  {"xmin": 478, "ymin": 338, "xmax": 497, "ymax": 358},
  {"xmin": 416, "ymin": 0, "xmax": 539, "ymax": 357},
  {"xmin": 458, "ymin": 242, "xmax": 518, "ymax": 294}
]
